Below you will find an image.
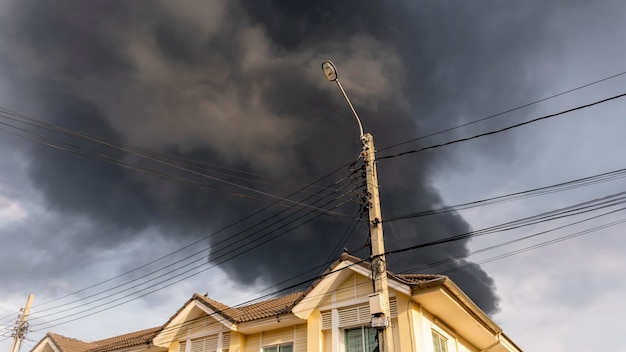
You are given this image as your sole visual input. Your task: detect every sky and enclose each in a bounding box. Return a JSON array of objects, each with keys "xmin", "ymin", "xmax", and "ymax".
[{"xmin": 0, "ymin": 1, "xmax": 625, "ymax": 351}]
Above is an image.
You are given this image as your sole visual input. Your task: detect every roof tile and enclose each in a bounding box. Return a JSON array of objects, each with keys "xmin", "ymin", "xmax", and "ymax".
[
  {"xmin": 47, "ymin": 333, "xmax": 95, "ymax": 352},
  {"xmin": 86, "ymin": 326, "xmax": 162, "ymax": 352}
]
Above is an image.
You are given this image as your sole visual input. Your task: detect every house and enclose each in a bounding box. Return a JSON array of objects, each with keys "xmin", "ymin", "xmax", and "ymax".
[
  {"xmin": 30, "ymin": 326, "xmax": 165, "ymax": 352},
  {"xmin": 151, "ymin": 253, "xmax": 521, "ymax": 352},
  {"xmin": 31, "ymin": 253, "xmax": 522, "ymax": 352}
]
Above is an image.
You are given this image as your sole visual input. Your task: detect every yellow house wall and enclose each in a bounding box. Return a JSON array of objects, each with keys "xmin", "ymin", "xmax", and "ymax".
[
  {"xmin": 420, "ymin": 306, "xmax": 479, "ymax": 352},
  {"xmin": 393, "ymin": 292, "xmax": 414, "ymax": 352},
  {"xmin": 322, "ymin": 330, "xmax": 331, "ymax": 352},
  {"xmin": 243, "ymin": 333, "xmax": 260, "ymax": 352},
  {"xmin": 242, "ymin": 325, "xmax": 307, "ymax": 352},
  {"xmin": 306, "ymin": 310, "xmax": 323, "ymax": 352},
  {"xmin": 320, "ymin": 273, "xmax": 373, "ymax": 307},
  {"xmin": 335, "ymin": 273, "xmax": 372, "ymax": 303},
  {"xmin": 175, "ymin": 314, "xmax": 224, "ymax": 342},
  {"xmin": 168, "ymin": 340, "xmax": 180, "ymax": 352},
  {"xmin": 229, "ymin": 331, "xmax": 245, "ymax": 352}
]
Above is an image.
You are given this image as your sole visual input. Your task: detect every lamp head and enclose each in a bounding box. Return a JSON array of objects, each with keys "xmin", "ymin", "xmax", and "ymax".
[{"xmin": 321, "ymin": 60, "xmax": 338, "ymax": 81}]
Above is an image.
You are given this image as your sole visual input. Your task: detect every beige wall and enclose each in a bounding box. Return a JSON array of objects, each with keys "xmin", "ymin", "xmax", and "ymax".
[
  {"xmin": 320, "ymin": 273, "xmax": 372, "ymax": 307},
  {"xmin": 242, "ymin": 325, "xmax": 307, "ymax": 352},
  {"xmin": 420, "ymin": 307, "xmax": 480, "ymax": 352}
]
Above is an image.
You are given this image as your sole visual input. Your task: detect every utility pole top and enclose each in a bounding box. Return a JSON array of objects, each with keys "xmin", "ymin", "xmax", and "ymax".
[{"xmin": 10, "ymin": 294, "xmax": 34, "ymax": 352}]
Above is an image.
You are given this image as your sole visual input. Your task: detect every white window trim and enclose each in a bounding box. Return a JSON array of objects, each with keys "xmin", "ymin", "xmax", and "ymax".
[
  {"xmin": 261, "ymin": 342, "xmax": 293, "ymax": 352},
  {"xmin": 430, "ymin": 324, "xmax": 456, "ymax": 352},
  {"xmin": 343, "ymin": 325, "xmax": 378, "ymax": 352},
  {"xmin": 182, "ymin": 331, "xmax": 228, "ymax": 352}
]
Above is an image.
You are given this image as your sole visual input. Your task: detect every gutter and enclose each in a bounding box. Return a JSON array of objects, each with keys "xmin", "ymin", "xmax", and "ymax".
[{"xmin": 479, "ymin": 333, "xmax": 501, "ymax": 352}]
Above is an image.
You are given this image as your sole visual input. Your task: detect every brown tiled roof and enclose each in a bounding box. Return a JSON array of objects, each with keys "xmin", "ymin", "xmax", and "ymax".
[
  {"xmin": 238, "ymin": 292, "xmax": 303, "ymax": 322},
  {"xmin": 193, "ymin": 292, "xmax": 304, "ymax": 323},
  {"xmin": 47, "ymin": 333, "xmax": 95, "ymax": 352},
  {"xmin": 191, "ymin": 255, "xmax": 441, "ymax": 325},
  {"xmin": 193, "ymin": 294, "xmax": 243, "ymax": 323},
  {"xmin": 391, "ymin": 273, "xmax": 446, "ymax": 285},
  {"xmin": 87, "ymin": 326, "xmax": 162, "ymax": 352}
]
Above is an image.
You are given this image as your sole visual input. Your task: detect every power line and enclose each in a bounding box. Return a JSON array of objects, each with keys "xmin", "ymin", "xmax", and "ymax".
[
  {"xmin": 30, "ymin": 184, "xmax": 359, "ymax": 323},
  {"xmin": 378, "ymin": 92, "xmax": 626, "ymax": 161},
  {"xmin": 385, "ymin": 165, "xmax": 626, "ymax": 222},
  {"xmin": 33, "ymin": 203, "xmax": 622, "ymax": 337},
  {"xmin": 31, "ymin": 159, "xmax": 355, "ymax": 312},
  {"xmin": 27, "ymin": 167, "xmax": 363, "ymax": 327},
  {"xmin": 399, "ymin": 205, "xmax": 626, "ymax": 274},
  {"xmin": 0, "ymin": 109, "xmax": 355, "ymax": 218},
  {"xmin": 30, "ymin": 185, "xmax": 621, "ymax": 330},
  {"xmin": 0, "ymin": 106, "xmax": 335, "ymax": 193},
  {"xmin": 379, "ymin": 70, "xmax": 626, "ymax": 152},
  {"xmin": 28, "ymin": 188, "xmax": 358, "ymax": 321},
  {"xmin": 385, "ymin": 192, "xmax": 626, "ymax": 257},
  {"xmin": 25, "ymin": 148, "xmax": 626, "ymax": 328}
]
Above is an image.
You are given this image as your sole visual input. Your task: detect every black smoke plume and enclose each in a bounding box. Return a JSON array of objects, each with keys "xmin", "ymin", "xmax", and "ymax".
[{"xmin": 0, "ymin": 0, "xmax": 559, "ymax": 314}]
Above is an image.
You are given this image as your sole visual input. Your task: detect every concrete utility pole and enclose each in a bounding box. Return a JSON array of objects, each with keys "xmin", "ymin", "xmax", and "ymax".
[
  {"xmin": 10, "ymin": 294, "xmax": 34, "ymax": 352},
  {"xmin": 322, "ymin": 61, "xmax": 395, "ymax": 352}
]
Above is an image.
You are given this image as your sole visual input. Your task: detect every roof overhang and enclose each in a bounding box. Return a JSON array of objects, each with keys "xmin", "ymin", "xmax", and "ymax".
[
  {"xmin": 236, "ymin": 314, "xmax": 305, "ymax": 335},
  {"xmin": 412, "ymin": 278, "xmax": 520, "ymax": 352},
  {"xmin": 30, "ymin": 336, "xmax": 61, "ymax": 352},
  {"xmin": 153, "ymin": 299, "xmax": 236, "ymax": 347},
  {"xmin": 292, "ymin": 257, "xmax": 411, "ymax": 320}
]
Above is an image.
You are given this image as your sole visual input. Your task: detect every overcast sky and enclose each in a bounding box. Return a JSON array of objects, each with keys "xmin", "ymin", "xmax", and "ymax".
[{"xmin": 1, "ymin": 1, "xmax": 626, "ymax": 351}]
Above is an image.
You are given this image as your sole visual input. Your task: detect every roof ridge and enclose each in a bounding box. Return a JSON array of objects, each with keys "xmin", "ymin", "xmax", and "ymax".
[
  {"xmin": 193, "ymin": 293, "xmax": 243, "ymax": 323},
  {"xmin": 48, "ymin": 332, "xmax": 90, "ymax": 343}
]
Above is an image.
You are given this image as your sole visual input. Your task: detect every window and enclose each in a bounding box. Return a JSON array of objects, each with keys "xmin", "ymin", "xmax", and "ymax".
[
  {"xmin": 345, "ymin": 326, "xmax": 378, "ymax": 352},
  {"xmin": 432, "ymin": 330, "xmax": 448, "ymax": 352},
  {"xmin": 263, "ymin": 344, "xmax": 293, "ymax": 352}
]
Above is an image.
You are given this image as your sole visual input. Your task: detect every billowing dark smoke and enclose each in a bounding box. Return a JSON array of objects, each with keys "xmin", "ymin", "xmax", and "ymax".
[{"xmin": 0, "ymin": 0, "xmax": 560, "ymax": 314}]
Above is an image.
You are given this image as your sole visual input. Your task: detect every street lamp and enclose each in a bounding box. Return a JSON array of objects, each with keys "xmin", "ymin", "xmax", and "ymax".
[
  {"xmin": 321, "ymin": 60, "xmax": 365, "ymax": 139},
  {"xmin": 321, "ymin": 60, "xmax": 394, "ymax": 352}
]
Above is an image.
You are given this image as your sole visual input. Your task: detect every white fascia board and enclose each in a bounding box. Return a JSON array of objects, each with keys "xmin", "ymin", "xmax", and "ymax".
[
  {"xmin": 154, "ymin": 300, "xmax": 237, "ymax": 347},
  {"xmin": 31, "ymin": 337, "xmax": 60, "ymax": 352},
  {"xmin": 237, "ymin": 314, "xmax": 304, "ymax": 335},
  {"xmin": 153, "ymin": 301, "xmax": 197, "ymax": 346},
  {"xmin": 192, "ymin": 301, "xmax": 237, "ymax": 331},
  {"xmin": 49, "ymin": 340, "xmax": 61, "ymax": 352}
]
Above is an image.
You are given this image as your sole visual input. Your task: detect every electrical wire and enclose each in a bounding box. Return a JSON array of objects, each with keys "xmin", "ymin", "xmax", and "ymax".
[
  {"xmin": 385, "ymin": 192, "xmax": 626, "ymax": 257},
  {"xmin": 28, "ymin": 196, "xmax": 624, "ymax": 336},
  {"xmin": 10, "ymin": 80, "xmax": 626, "ymax": 338},
  {"xmin": 0, "ymin": 107, "xmax": 339, "ymax": 194},
  {"xmin": 37, "ymin": 200, "xmax": 621, "ymax": 337},
  {"xmin": 25, "ymin": 169, "xmax": 360, "ymax": 332},
  {"xmin": 26, "ymin": 169, "xmax": 361, "ymax": 325},
  {"xmin": 28, "ymin": 185, "xmax": 359, "ymax": 324},
  {"xmin": 385, "ymin": 165, "xmax": 626, "ymax": 222},
  {"xmin": 0, "ymin": 111, "xmax": 355, "ymax": 218},
  {"xmin": 378, "ymin": 92, "xmax": 626, "ymax": 161},
  {"xmin": 30, "ymin": 159, "xmax": 357, "ymax": 313},
  {"xmin": 398, "ymin": 204, "xmax": 626, "ymax": 274},
  {"xmin": 379, "ymin": 70, "xmax": 626, "ymax": 153},
  {"xmin": 24, "ymin": 153, "xmax": 619, "ymax": 328}
]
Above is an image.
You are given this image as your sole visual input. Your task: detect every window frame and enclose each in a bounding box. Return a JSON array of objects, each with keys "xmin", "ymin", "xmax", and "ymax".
[
  {"xmin": 343, "ymin": 325, "xmax": 378, "ymax": 352},
  {"xmin": 431, "ymin": 329, "xmax": 448, "ymax": 352},
  {"xmin": 262, "ymin": 343, "xmax": 293, "ymax": 352}
]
